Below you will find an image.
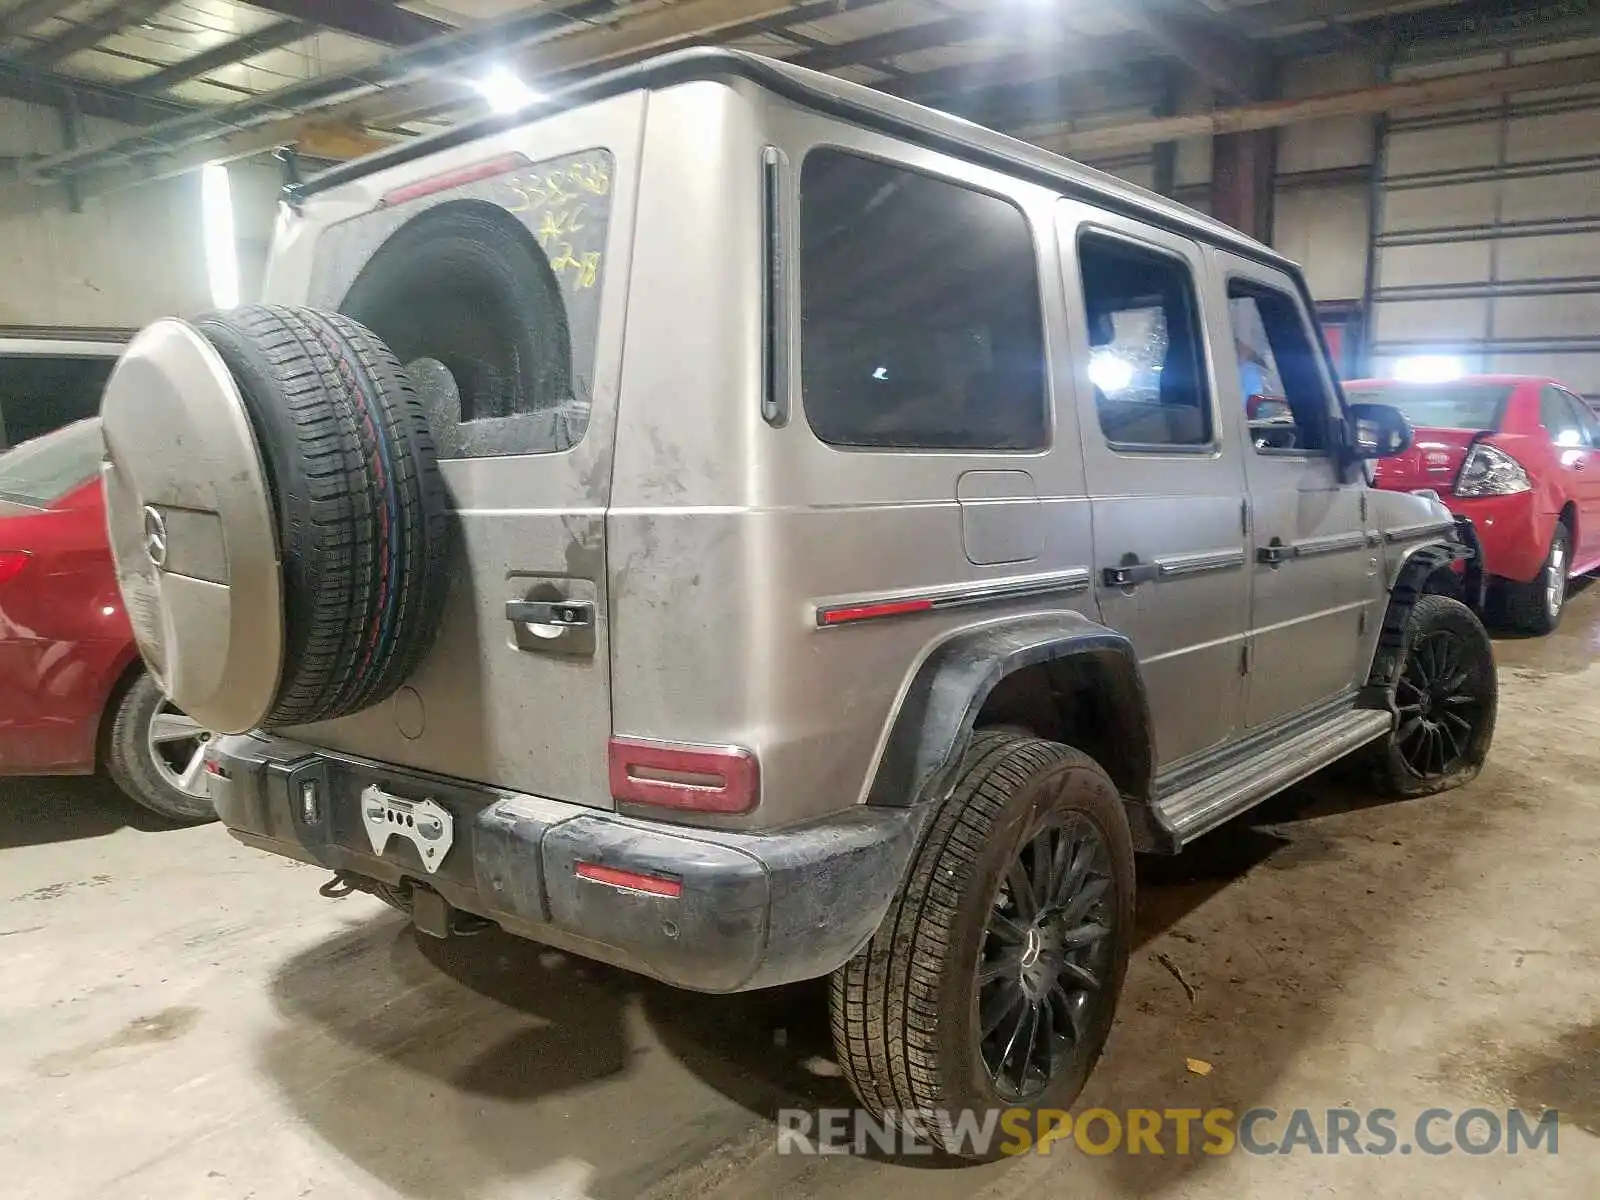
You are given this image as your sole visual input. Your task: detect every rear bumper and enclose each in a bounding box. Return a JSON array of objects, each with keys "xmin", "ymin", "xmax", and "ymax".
[
  {"xmin": 1445, "ymin": 492, "xmax": 1551, "ymax": 584},
  {"xmin": 208, "ymin": 734, "xmax": 922, "ymax": 993}
]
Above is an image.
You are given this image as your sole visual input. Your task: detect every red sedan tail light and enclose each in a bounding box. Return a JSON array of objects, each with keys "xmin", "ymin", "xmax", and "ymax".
[{"xmin": 0, "ymin": 551, "xmax": 31, "ymax": 586}]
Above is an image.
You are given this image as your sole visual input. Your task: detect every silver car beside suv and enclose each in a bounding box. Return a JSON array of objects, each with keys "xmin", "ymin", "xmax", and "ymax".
[{"xmin": 98, "ymin": 49, "xmax": 1496, "ymax": 1156}]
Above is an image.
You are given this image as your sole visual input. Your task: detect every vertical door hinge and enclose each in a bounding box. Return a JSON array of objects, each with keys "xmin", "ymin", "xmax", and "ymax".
[
  {"xmin": 1359, "ymin": 608, "xmax": 1368, "ymax": 637},
  {"xmin": 1359, "ymin": 491, "xmax": 1369, "ymax": 523},
  {"xmin": 1240, "ymin": 497, "xmax": 1250, "ymax": 537},
  {"xmin": 1239, "ymin": 641, "xmax": 1251, "ymax": 676}
]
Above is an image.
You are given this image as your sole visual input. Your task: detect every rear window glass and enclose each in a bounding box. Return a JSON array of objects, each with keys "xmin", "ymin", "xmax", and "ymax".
[
  {"xmin": 0, "ymin": 417, "xmax": 101, "ymax": 506},
  {"xmin": 0, "ymin": 355, "xmax": 113, "ymax": 448},
  {"xmin": 1346, "ymin": 384, "xmax": 1510, "ymax": 431},
  {"xmin": 799, "ymin": 149, "xmax": 1048, "ymax": 451},
  {"xmin": 316, "ymin": 148, "xmax": 614, "ymax": 458}
]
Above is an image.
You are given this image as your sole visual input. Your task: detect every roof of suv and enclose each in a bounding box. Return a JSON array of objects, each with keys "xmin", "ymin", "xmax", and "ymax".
[{"xmin": 297, "ymin": 47, "xmax": 1295, "ymax": 278}]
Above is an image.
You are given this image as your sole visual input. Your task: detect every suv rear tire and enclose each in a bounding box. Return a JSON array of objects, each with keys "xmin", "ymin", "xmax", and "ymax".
[
  {"xmin": 830, "ymin": 731, "xmax": 1134, "ymax": 1159},
  {"xmin": 1367, "ymin": 594, "xmax": 1497, "ymax": 798}
]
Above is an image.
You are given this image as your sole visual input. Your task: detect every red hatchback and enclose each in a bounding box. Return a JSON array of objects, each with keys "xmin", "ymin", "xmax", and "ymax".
[
  {"xmin": 0, "ymin": 419, "xmax": 215, "ymax": 822},
  {"xmin": 1357, "ymin": 375, "xmax": 1600, "ymax": 634}
]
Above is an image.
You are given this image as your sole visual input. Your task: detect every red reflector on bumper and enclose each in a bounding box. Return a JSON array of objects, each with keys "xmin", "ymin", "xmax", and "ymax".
[
  {"xmin": 575, "ymin": 862, "xmax": 683, "ymax": 898},
  {"xmin": 607, "ymin": 738, "xmax": 759, "ymax": 813}
]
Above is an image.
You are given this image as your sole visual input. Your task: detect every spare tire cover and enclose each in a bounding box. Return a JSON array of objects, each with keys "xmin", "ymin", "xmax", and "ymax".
[{"xmin": 102, "ymin": 319, "xmax": 283, "ymax": 734}]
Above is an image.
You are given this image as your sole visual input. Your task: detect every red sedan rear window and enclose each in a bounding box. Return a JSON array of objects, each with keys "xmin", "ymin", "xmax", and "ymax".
[
  {"xmin": 0, "ymin": 418, "xmax": 102, "ymax": 507},
  {"xmin": 1345, "ymin": 384, "xmax": 1511, "ymax": 432}
]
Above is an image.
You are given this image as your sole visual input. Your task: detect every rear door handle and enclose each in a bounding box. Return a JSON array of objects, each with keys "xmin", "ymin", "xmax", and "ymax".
[
  {"xmin": 1102, "ymin": 562, "xmax": 1159, "ymax": 588},
  {"xmin": 506, "ymin": 599, "xmax": 594, "ymax": 629},
  {"xmin": 1256, "ymin": 544, "xmax": 1291, "ymax": 566}
]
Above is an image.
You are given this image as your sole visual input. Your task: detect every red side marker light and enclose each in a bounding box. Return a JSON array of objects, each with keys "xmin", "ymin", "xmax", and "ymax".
[
  {"xmin": 575, "ymin": 862, "xmax": 683, "ymax": 898},
  {"xmin": 818, "ymin": 597, "xmax": 933, "ymax": 627}
]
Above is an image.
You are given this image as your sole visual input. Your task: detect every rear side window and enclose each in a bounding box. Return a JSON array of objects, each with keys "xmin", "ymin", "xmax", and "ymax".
[
  {"xmin": 0, "ymin": 417, "xmax": 102, "ymax": 505},
  {"xmin": 0, "ymin": 355, "xmax": 113, "ymax": 448},
  {"xmin": 321, "ymin": 149, "xmax": 615, "ymax": 458},
  {"xmin": 1541, "ymin": 387, "xmax": 1593, "ymax": 448},
  {"xmin": 799, "ymin": 149, "xmax": 1047, "ymax": 451},
  {"xmin": 1345, "ymin": 384, "xmax": 1509, "ymax": 432},
  {"xmin": 1078, "ymin": 235, "xmax": 1212, "ymax": 450}
]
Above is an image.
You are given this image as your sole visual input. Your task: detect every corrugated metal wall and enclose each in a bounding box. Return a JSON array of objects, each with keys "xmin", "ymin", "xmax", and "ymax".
[
  {"xmin": 1371, "ymin": 40, "xmax": 1600, "ymax": 402},
  {"xmin": 1273, "ymin": 53, "xmax": 1377, "ymax": 307},
  {"xmin": 0, "ymin": 100, "xmax": 278, "ymax": 328}
]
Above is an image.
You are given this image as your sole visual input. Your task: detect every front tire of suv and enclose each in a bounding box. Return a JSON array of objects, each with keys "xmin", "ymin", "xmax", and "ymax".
[
  {"xmin": 830, "ymin": 731, "xmax": 1135, "ymax": 1159},
  {"xmin": 1501, "ymin": 519, "xmax": 1570, "ymax": 636},
  {"xmin": 1367, "ymin": 594, "xmax": 1497, "ymax": 799}
]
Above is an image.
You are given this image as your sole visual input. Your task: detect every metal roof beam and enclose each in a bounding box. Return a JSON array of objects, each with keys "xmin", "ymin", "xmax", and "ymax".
[
  {"xmin": 237, "ymin": 0, "xmax": 452, "ymax": 46},
  {"xmin": 789, "ymin": 14, "xmax": 991, "ymax": 72},
  {"xmin": 0, "ymin": 0, "xmax": 82, "ymax": 43},
  {"xmin": 125, "ymin": 19, "xmax": 312, "ymax": 95},
  {"xmin": 1039, "ymin": 50, "xmax": 1600, "ymax": 156},
  {"xmin": 21, "ymin": 0, "xmax": 174, "ymax": 66},
  {"xmin": 27, "ymin": 0, "xmax": 803, "ymax": 188},
  {"xmin": 0, "ymin": 56, "xmax": 193, "ymax": 123},
  {"xmin": 1126, "ymin": 8, "xmax": 1270, "ymax": 102}
]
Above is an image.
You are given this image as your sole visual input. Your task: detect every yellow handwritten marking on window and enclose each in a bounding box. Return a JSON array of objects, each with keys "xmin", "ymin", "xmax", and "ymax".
[
  {"xmin": 504, "ymin": 158, "xmax": 610, "ymax": 212},
  {"xmin": 567, "ymin": 160, "xmax": 611, "ymax": 196},
  {"xmin": 548, "ymin": 244, "xmax": 602, "ymax": 289},
  {"xmin": 537, "ymin": 204, "xmax": 586, "ymax": 245}
]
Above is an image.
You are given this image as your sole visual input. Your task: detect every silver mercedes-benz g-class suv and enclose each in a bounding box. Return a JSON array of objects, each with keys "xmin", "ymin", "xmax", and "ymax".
[{"xmin": 99, "ymin": 49, "xmax": 1496, "ymax": 1155}]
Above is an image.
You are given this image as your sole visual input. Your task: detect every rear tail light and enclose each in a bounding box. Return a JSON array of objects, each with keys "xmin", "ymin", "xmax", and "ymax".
[
  {"xmin": 607, "ymin": 737, "xmax": 759, "ymax": 814},
  {"xmin": 1454, "ymin": 442, "xmax": 1531, "ymax": 497},
  {"xmin": 0, "ymin": 551, "xmax": 30, "ymax": 586}
]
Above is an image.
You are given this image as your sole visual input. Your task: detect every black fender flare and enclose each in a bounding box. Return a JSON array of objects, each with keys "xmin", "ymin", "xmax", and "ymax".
[
  {"xmin": 864, "ymin": 611, "xmax": 1159, "ymax": 839},
  {"xmin": 1364, "ymin": 531, "xmax": 1474, "ymax": 698}
]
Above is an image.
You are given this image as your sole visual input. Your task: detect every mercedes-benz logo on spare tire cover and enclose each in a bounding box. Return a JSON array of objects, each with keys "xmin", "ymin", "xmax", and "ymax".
[{"xmin": 142, "ymin": 505, "xmax": 168, "ymax": 569}]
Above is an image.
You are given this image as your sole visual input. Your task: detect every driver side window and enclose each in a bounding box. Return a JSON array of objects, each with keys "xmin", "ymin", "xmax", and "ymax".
[{"xmin": 1227, "ymin": 280, "xmax": 1336, "ymax": 455}]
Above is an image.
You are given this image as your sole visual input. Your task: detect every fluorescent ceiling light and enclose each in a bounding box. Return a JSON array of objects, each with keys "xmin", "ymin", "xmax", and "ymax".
[
  {"xmin": 1393, "ymin": 355, "xmax": 1465, "ymax": 384},
  {"xmin": 201, "ymin": 163, "xmax": 239, "ymax": 310},
  {"xmin": 473, "ymin": 66, "xmax": 541, "ymax": 115}
]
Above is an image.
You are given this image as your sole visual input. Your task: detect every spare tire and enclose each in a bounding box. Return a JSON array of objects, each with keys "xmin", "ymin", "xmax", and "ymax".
[{"xmin": 102, "ymin": 305, "xmax": 452, "ymax": 734}]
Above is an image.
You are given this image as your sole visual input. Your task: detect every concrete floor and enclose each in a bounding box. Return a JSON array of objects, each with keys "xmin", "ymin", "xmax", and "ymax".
[{"xmin": 5, "ymin": 598, "xmax": 1599, "ymax": 1200}]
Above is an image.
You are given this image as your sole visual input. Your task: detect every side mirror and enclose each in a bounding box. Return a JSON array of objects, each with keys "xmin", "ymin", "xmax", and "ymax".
[{"xmin": 1349, "ymin": 401, "xmax": 1413, "ymax": 459}]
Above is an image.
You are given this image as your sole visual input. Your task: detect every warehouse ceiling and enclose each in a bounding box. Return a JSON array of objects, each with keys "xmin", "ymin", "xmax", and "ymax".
[{"xmin": 0, "ymin": 0, "xmax": 1597, "ymax": 199}]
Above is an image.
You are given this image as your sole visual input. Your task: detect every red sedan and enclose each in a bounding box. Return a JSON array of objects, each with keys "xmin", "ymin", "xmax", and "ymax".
[
  {"xmin": 1357, "ymin": 374, "xmax": 1600, "ymax": 634},
  {"xmin": 0, "ymin": 418, "xmax": 214, "ymax": 822}
]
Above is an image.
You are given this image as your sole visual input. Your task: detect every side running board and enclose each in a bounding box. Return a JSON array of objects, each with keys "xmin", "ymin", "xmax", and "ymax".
[{"xmin": 1153, "ymin": 708, "xmax": 1393, "ymax": 847}]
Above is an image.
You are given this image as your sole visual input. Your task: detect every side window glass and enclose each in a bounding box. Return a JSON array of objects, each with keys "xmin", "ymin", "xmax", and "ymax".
[
  {"xmin": 798, "ymin": 149, "xmax": 1048, "ymax": 451},
  {"xmin": 1078, "ymin": 234, "xmax": 1213, "ymax": 449},
  {"xmin": 1540, "ymin": 388, "xmax": 1589, "ymax": 448},
  {"xmin": 0, "ymin": 356, "xmax": 114, "ymax": 447},
  {"xmin": 1227, "ymin": 281, "xmax": 1335, "ymax": 455},
  {"xmin": 1560, "ymin": 390, "xmax": 1598, "ymax": 448}
]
